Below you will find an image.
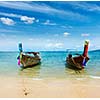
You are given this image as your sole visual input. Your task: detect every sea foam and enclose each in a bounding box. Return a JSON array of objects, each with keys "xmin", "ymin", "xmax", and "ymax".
[
  {"xmin": 90, "ymin": 75, "xmax": 100, "ymax": 79},
  {"xmin": 32, "ymin": 78, "xmax": 43, "ymax": 80}
]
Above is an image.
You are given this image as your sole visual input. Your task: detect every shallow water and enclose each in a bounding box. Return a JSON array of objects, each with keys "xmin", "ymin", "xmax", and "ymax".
[{"xmin": 0, "ymin": 51, "xmax": 100, "ymax": 79}]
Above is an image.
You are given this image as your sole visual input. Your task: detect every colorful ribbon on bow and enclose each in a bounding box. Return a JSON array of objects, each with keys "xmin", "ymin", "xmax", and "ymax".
[{"xmin": 82, "ymin": 57, "xmax": 86, "ymax": 66}]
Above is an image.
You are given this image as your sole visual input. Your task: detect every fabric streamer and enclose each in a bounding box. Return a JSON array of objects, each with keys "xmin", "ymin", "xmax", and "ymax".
[
  {"xmin": 83, "ymin": 40, "xmax": 89, "ymax": 57},
  {"xmin": 18, "ymin": 58, "xmax": 20, "ymax": 66},
  {"xmin": 82, "ymin": 57, "xmax": 86, "ymax": 66}
]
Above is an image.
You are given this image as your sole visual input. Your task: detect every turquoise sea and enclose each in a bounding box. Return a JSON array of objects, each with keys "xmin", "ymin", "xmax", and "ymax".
[{"xmin": 0, "ymin": 51, "xmax": 100, "ymax": 79}]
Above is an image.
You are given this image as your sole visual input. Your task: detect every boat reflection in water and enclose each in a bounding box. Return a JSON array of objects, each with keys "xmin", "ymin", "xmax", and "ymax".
[{"xmin": 18, "ymin": 64, "xmax": 41, "ymax": 78}]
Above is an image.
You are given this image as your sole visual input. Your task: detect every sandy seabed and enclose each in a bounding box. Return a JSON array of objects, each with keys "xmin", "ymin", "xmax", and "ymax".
[{"xmin": 0, "ymin": 76, "xmax": 100, "ymax": 98}]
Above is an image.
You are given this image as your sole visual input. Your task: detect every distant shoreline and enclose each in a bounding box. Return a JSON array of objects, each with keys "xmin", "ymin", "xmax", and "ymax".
[{"xmin": 0, "ymin": 49, "xmax": 99, "ymax": 53}]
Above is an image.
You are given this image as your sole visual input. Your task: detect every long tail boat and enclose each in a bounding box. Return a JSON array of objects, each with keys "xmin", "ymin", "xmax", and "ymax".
[
  {"xmin": 17, "ymin": 43, "xmax": 41, "ymax": 68},
  {"xmin": 66, "ymin": 40, "xmax": 90, "ymax": 70}
]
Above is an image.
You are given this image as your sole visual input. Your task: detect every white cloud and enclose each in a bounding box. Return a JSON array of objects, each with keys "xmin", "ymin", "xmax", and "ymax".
[
  {"xmin": 29, "ymin": 38, "xmax": 34, "ymax": 41},
  {"xmin": 46, "ymin": 43, "xmax": 53, "ymax": 47},
  {"xmin": 67, "ymin": 2, "xmax": 100, "ymax": 12},
  {"xmin": 0, "ymin": 12, "xmax": 39, "ymax": 24},
  {"xmin": 0, "ymin": 2, "xmax": 87, "ymax": 21},
  {"xmin": 0, "ymin": 12, "xmax": 21, "ymax": 18},
  {"xmin": 46, "ymin": 42, "xmax": 63, "ymax": 48},
  {"xmin": 20, "ymin": 16, "xmax": 35, "ymax": 24},
  {"xmin": 55, "ymin": 43, "xmax": 63, "ymax": 48},
  {"xmin": 0, "ymin": 17, "xmax": 15, "ymax": 25},
  {"xmin": 61, "ymin": 25, "xmax": 73, "ymax": 29},
  {"xmin": 43, "ymin": 20, "xmax": 57, "ymax": 26},
  {"xmin": 63, "ymin": 32, "xmax": 70, "ymax": 37},
  {"xmin": 0, "ymin": 2, "xmax": 61, "ymax": 14},
  {"xmin": 36, "ymin": 19, "xmax": 39, "ymax": 23},
  {"xmin": 81, "ymin": 33, "xmax": 90, "ymax": 37}
]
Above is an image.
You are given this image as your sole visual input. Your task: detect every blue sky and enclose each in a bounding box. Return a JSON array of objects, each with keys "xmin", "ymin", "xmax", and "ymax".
[{"xmin": 0, "ymin": 1, "xmax": 100, "ymax": 51}]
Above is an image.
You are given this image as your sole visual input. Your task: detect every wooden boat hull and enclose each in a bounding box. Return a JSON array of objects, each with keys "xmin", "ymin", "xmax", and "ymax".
[
  {"xmin": 66, "ymin": 55, "xmax": 89, "ymax": 70},
  {"xmin": 66, "ymin": 40, "xmax": 90, "ymax": 70},
  {"xmin": 20, "ymin": 53, "xmax": 41, "ymax": 68}
]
